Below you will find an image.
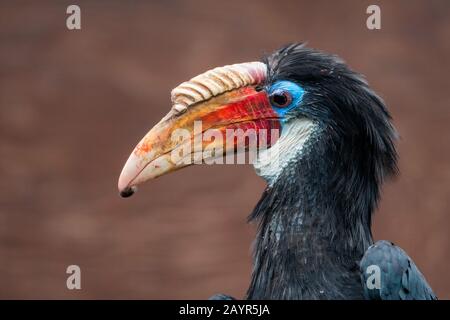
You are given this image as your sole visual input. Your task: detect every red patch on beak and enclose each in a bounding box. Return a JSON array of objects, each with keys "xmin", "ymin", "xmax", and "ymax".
[{"xmin": 199, "ymin": 87, "xmax": 281, "ymax": 148}]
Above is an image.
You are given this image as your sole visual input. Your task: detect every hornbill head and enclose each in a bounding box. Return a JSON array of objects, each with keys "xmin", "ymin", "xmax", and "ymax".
[{"xmin": 118, "ymin": 43, "xmax": 397, "ymax": 222}]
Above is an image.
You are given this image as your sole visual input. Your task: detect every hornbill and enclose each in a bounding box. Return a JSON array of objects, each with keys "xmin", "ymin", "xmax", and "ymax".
[{"xmin": 118, "ymin": 44, "xmax": 436, "ymax": 300}]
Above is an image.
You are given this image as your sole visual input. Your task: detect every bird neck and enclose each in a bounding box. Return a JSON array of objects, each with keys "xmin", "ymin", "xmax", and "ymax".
[{"xmin": 247, "ymin": 132, "xmax": 375, "ymax": 299}]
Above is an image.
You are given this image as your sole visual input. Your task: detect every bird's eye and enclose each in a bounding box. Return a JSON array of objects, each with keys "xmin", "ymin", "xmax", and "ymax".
[{"xmin": 269, "ymin": 89, "xmax": 292, "ymax": 108}]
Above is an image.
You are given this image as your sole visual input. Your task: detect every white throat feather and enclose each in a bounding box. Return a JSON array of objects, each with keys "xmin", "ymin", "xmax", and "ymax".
[{"xmin": 252, "ymin": 118, "xmax": 317, "ymax": 186}]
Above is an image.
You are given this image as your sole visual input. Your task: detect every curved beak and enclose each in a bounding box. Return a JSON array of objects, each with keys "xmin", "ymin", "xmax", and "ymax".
[{"xmin": 118, "ymin": 67, "xmax": 281, "ymax": 197}]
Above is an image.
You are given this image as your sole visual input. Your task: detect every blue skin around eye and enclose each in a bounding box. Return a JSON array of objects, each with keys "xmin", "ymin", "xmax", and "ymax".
[{"xmin": 268, "ymin": 81, "xmax": 305, "ymax": 120}]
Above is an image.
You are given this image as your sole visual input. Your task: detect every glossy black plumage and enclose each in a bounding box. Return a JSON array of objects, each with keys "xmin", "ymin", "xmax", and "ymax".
[
  {"xmin": 360, "ymin": 240, "xmax": 436, "ymax": 300},
  {"xmin": 211, "ymin": 44, "xmax": 435, "ymax": 300}
]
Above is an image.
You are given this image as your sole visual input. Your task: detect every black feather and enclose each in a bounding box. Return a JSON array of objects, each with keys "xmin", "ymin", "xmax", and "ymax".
[{"xmin": 360, "ymin": 241, "xmax": 436, "ymax": 300}]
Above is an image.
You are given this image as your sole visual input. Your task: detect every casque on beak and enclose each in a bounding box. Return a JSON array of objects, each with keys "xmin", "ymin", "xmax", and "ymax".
[{"xmin": 118, "ymin": 62, "xmax": 281, "ymax": 197}]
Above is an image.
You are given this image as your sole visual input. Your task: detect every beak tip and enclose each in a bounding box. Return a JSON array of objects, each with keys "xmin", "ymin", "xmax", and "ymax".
[
  {"xmin": 118, "ymin": 152, "xmax": 142, "ymax": 197},
  {"xmin": 119, "ymin": 186, "xmax": 137, "ymax": 198}
]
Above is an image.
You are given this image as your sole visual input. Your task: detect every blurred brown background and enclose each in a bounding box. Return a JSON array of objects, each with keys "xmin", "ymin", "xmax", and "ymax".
[{"xmin": 0, "ymin": 0, "xmax": 449, "ymax": 299}]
